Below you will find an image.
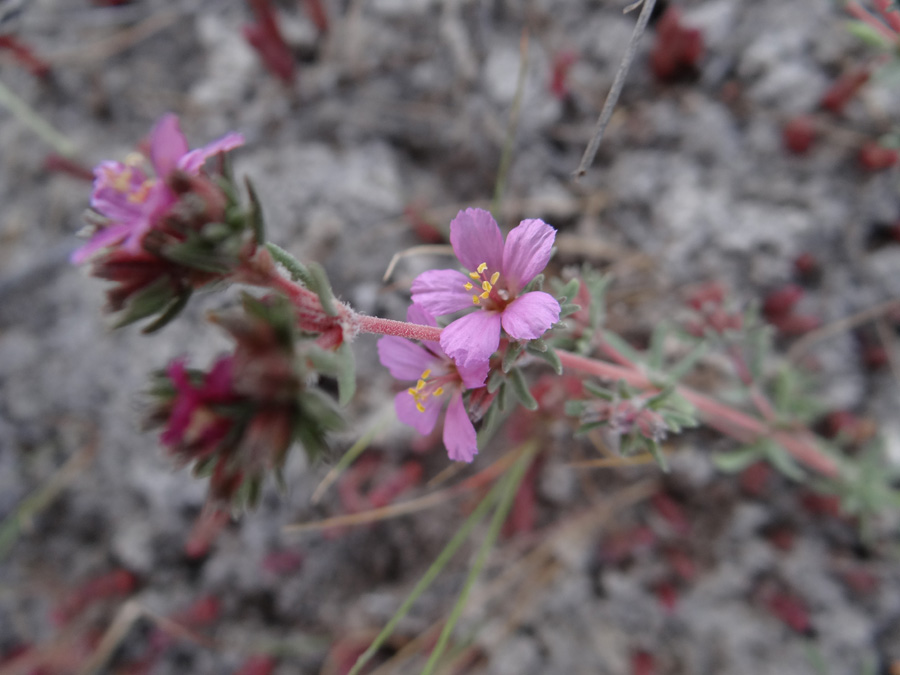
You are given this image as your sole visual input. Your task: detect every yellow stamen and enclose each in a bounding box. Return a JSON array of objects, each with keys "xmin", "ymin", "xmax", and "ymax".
[
  {"xmin": 481, "ymin": 281, "xmax": 492, "ymax": 292},
  {"xmin": 421, "ymin": 369, "xmax": 432, "ymax": 379},
  {"xmin": 416, "ymin": 401, "xmax": 426, "ymax": 413},
  {"xmin": 433, "ymin": 387, "xmax": 444, "ymax": 396},
  {"xmin": 477, "ymin": 262, "xmax": 488, "ymax": 273},
  {"xmin": 480, "ymin": 291, "xmax": 490, "ymax": 299},
  {"xmin": 469, "ymin": 271, "xmax": 481, "ymax": 280},
  {"xmin": 490, "ymin": 271, "xmax": 500, "ymax": 285},
  {"xmin": 464, "ymin": 282, "xmax": 473, "ymax": 290},
  {"xmin": 473, "ymin": 296, "xmax": 481, "ymax": 305},
  {"xmin": 127, "ymin": 180, "xmax": 154, "ymax": 204}
]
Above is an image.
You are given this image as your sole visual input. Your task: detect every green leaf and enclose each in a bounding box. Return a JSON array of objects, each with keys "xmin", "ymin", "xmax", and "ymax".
[
  {"xmin": 266, "ymin": 242, "xmax": 315, "ymax": 287},
  {"xmin": 667, "ymin": 342, "xmax": 707, "ymax": 382},
  {"xmin": 558, "ymin": 302, "xmax": 581, "ymax": 318},
  {"xmin": 508, "ymin": 367, "xmax": 538, "ymax": 411},
  {"xmin": 502, "ymin": 341, "xmax": 525, "ymax": 373},
  {"xmin": 112, "ymin": 278, "xmax": 176, "ymax": 329},
  {"xmin": 558, "ymin": 277, "xmax": 580, "ymax": 303},
  {"xmin": 764, "ymin": 443, "xmax": 805, "ymax": 482},
  {"xmin": 307, "ymin": 261, "xmax": 337, "ymax": 316},
  {"xmin": 647, "ymin": 439, "xmax": 669, "ymax": 473},
  {"xmin": 487, "ymin": 369, "xmax": 505, "ymax": 394},
  {"xmin": 244, "ymin": 176, "xmax": 267, "ymax": 245},
  {"xmin": 521, "ymin": 273, "xmax": 545, "ymax": 294},
  {"xmin": 648, "ymin": 324, "xmax": 667, "ymax": 371},
  {"xmin": 600, "ymin": 331, "xmax": 643, "ymax": 366},
  {"xmin": 528, "ymin": 343, "xmax": 563, "ymax": 374},
  {"xmin": 845, "ymin": 19, "xmax": 894, "ymax": 49},
  {"xmin": 334, "ymin": 343, "xmax": 357, "ymax": 406},
  {"xmin": 712, "ymin": 446, "xmax": 764, "ymax": 473},
  {"xmin": 141, "ymin": 289, "xmax": 192, "ymax": 334}
]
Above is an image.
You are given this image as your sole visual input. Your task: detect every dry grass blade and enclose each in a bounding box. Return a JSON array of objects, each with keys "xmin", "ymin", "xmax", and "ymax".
[
  {"xmin": 46, "ymin": 11, "xmax": 180, "ymax": 65},
  {"xmin": 285, "ymin": 449, "xmax": 522, "ymax": 534},
  {"xmin": 0, "ymin": 438, "xmax": 96, "ymax": 560},
  {"xmin": 574, "ymin": 0, "xmax": 657, "ymax": 178},
  {"xmin": 787, "ymin": 297, "xmax": 900, "ymax": 362},
  {"xmin": 382, "ymin": 244, "xmax": 455, "ymax": 282}
]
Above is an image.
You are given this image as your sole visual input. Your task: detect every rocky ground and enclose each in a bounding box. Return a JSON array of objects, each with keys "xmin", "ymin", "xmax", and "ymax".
[{"xmin": 1, "ymin": 0, "xmax": 900, "ymax": 673}]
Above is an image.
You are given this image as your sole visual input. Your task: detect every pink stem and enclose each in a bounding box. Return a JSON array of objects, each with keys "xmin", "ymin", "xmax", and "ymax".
[
  {"xmin": 555, "ymin": 350, "xmax": 840, "ymax": 478},
  {"xmin": 845, "ymin": 0, "xmax": 898, "ymax": 41},
  {"xmin": 356, "ymin": 315, "xmax": 442, "ymax": 342}
]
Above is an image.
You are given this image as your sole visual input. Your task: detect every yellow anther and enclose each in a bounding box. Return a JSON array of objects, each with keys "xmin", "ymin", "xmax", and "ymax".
[
  {"xmin": 482, "ymin": 281, "xmax": 492, "ymax": 292},
  {"xmin": 416, "ymin": 402, "xmax": 426, "ymax": 413},
  {"xmin": 433, "ymin": 387, "xmax": 444, "ymax": 396},
  {"xmin": 469, "ymin": 271, "xmax": 481, "ymax": 280},
  {"xmin": 416, "ymin": 380, "xmax": 427, "ymax": 390},
  {"xmin": 490, "ymin": 271, "xmax": 500, "ymax": 285},
  {"xmin": 480, "ymin": 290, "xmax": 490, "ymax": 299},
  {"xmin": 408, "ymin": 387, "xmax": 418, "ymax": 396},
  {"xmin": 464, "ymin": 282, "xmax": 474, "ymax": 290},
  {"xmin": 477, "ymin": 262, "xmax": 488, "ymax": 273},
  {"xmin": 421, "ymin": 369, "xmax": 432, "ymax": 379},
  {"xmin": 128, "ymin": 180, "xmax": 153, "ymax": 204},
  {"xmin": 472, "ymin": 295, "xmax": 481, "ymax": 305}
]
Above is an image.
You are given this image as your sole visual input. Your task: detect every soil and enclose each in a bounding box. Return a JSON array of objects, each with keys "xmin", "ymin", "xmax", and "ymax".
[{"xmin": 1, "ymin": 0, "xmax": 899, "ymax": 674}]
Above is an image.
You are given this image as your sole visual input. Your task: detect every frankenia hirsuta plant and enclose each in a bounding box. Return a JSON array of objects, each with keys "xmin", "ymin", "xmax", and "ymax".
[
  {"xmin": 411, "ymin": 208, "xmax": 561, "ymax": 368},
  {"xmin": 72, "ymin": 114, "xmax": 244, "ymax": 264},
  {"xmin": 377, "ymin": 305, "xmax": 488, "ymax": 462}
]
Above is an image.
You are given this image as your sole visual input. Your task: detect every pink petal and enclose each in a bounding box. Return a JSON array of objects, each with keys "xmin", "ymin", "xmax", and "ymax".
[
  {"xmin": 449, "ymin": 208, "xmax": 504, "ymax": 274},
  {"xmin": 178, "ymin": 132, "xmax": 245, "ymax": 174},
  {"xmin": 407, "ymin": 303, "xmax": 438, "ymax": 327},
  {"xmin": 443, "ymin": 392, "xmax": 478, "ymax": 462},
  {"xmin": 149, "ymin": 114, "xmax": 189, "ymax": 177},
  {"xmin": 411, "ymin": 269, "xmax": 477, "ymax": 317},
  {"xmin": 406, "ymin": 303, "xmax": 443, "ymax": 354},
  {"xmin": 500, "ymin": 291, "xmax": 560, "ymax": 340},
  {"xmin": 501, "ymin": 218, "xmax": 556, "ymax": 292},
  {"xmin": 394, "ymin": 390, "xmax": 441, "ymax": 436},
  {"xmin": 440, "ymin": 310, "xmax": 502, "ymax": 368},
  {"xmin": 377, "ymin": 336, "xmax": 440, "ymax": 381},
  {"xmin": 457, "ymin": 358, "xmax": 489, "ymax": 389},
  {"xmin": 70, "ymin": 222, "xmax": 134, "ymax": 264}
]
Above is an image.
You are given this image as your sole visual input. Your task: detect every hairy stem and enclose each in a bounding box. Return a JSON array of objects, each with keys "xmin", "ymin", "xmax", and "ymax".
[{"xmin": 555, "ymin": 350, "xmax": 840, "ymax": 478}]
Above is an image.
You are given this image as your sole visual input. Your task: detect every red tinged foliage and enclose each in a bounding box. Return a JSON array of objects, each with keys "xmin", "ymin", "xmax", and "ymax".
[
  {"xmin": 763, "ymin": 589, "xmax": 811, "ymax": 634},
  {"xmin": 597, "ymin": 526, "xmax": 656, "ymax": 564},
  {"xmin": 403, "ymin": 203, "xmax": 446, "ymax": 244},
  {"xmin": 858, "ymin": 141, "xmax": 898, "ymax": 171},
  {"xmin": 782, "ymin": 116, "xmax": 817, "ymax": 155},
  {"xmin": 300, "ymin": 0, "xmax": 329, "ymax": 34},
  {"xmin": 52, "ymin": 569, "xmax": 138, "ymax": 625},
  {"xmin": 820, "ymin": 68, "xmax": 870, "ymax": 114},
  {"xmin": 244, "ymin": 0, "xmax": 297, "ymax": 85},
  {"xmin": 650, "ymin": 7, "xmax": 704, "ymax": 82},
  {"xmin": 739, "ymin": 461, "xmax": 773, "ymax": 497},
  {"xmin": 0, "ymin": 35, "xmax": 51, "ymax": 79},
  {"xmin": 652, "ymin": 492, "xmax": 691, "ymax": 536},
  {"xmin": 763, "ymin": 284, "xmax": 804, "ymax": 320},
  {"xmin": 43, "ymin": 154, "xmax": 95, "ymax": 182},
  {"xmin": 793, "ymin": 252, "xmax": 821, "ymax": 283},
  {"xmin": 631, "ymin": 650, "xmax": 656, "ymax": 675},
  {"xmin": 262, "ymin": 548, "xmax": 305, "ymax": 575},
  {"xmin": 550, "ymin": 50, "xmax": 579, "ymax": 100},
  {"xmin": 234, "ymin": 655, "xmax": 278, "ymax": 675}
]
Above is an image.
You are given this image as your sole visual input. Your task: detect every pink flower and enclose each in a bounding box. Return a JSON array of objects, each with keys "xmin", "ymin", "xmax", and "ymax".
[
  {"xmin": 411, "ymin": 208, "xmax": 561, "ymax": 368},
  {"xmin": 161, "ymin": 356, "xmax": 238, "ymax": 453},
  {"xmin": 72, "ymin": 114, "xmax": 244, "ymax": 264},
  {"xmin": 377, "ymin": 305, "xmax": 488, "ymax": 462}
]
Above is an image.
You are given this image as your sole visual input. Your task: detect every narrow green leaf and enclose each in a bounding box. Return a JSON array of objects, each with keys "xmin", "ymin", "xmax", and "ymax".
[
  {"xmin": 502, "ymin": 341, "xmax": 525, "ymax": 373},
  {"xmin": 244, "ymin": 176, "xmax": 267, "ymax": 245},
  {"xmin": 712, "ymin": 446, "xmax": 764, "ymax": 473},
  {"xmin": 845, "ymin": 20, "xmax": 893, "ymax": 49},
  {"xmin": 307, "ymin": 262, "xmax": 337, "ymax": 316},
  {"xmin": 648, "ymin": 324, "xmax": 667, "ymax": 371},
  {"xmin": 266, "ymin": 242, "xmax": 315, "ymax": 287},
  {"xmin": 421, "ymin": 443, "xmax": 539, "ymax": 675},
  {"xmin": 509, "ymin": 367, "xmax": 538, "ymax": 410},
  {"xmin": 347, "ymin": 467, "xmax": 510, "ymax": 675},
  {"xmin": 335, "ymin": 343, "xmax": 356, "ymax": 406},
  {"xmin": 112, "ymin": 278, "xmax": 175, "ymax": 329},
  {"xmin": 487, "ymin": 369, "xmax": 505, "ymax": 394},
  {"xmin": 647, "ymin": 439, "xmax": 669, "ymax": 473},
  {"xmin": 529, "ymin": 344, "xmax": 563, "ymax": 374},
  {"xmin": 600, "ymin": 331, "xmax": 643, "ymax": 365},
  {"xmin": 141, "ymin": 290, "xmax": 192, "ymax": 334},
  {"xmin": 667, "ymin": 342, "xmax": 707, "ymax": 383}
]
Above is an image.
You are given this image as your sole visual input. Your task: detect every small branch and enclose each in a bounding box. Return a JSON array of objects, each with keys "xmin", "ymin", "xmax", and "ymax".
[
  {"xmin": 555, "ymin": 349, "xmax": 841, "ymax": 478},
  {"xmin": 355, "ymin": 315, "xmax": 442, "ymax": 342},
  {"xmin": 573, "ymin": 0, "xmax": 657, "ymax": 178}
]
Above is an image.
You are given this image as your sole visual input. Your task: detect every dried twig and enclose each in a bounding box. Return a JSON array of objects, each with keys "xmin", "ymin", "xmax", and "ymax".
[
  {"xmin": 787, "ymin": 297, "xmax": 900, "ymax": 362},
  {"xmin": 574, "ymin": 0, "xmax": 657, "ymax": 178}
]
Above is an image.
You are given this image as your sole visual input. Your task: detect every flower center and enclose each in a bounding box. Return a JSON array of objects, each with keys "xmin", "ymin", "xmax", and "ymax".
[
  {"xmin": 464, "ymin": 262, "xmax": 508, "ymax": 309},
  {"xmin": 408, "ymin": 368, "xmax": 448, "ymax": 413}
]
